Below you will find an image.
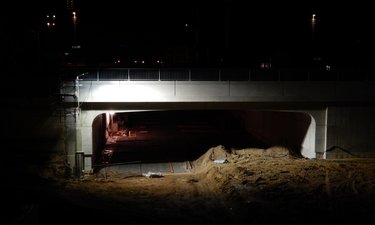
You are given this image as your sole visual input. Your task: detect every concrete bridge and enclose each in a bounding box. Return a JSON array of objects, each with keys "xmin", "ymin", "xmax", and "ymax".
[{"xmin": 59, "ymin": 67, "xmax": 375, "ymax": 176}]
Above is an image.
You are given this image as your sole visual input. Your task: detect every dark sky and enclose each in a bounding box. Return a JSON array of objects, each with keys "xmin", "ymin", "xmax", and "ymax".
[
  {"xmin": 1, "ymin": 0, "xmax": 374, "ymax": 98},
  {"xmin": 4, "ymin": 0, "xmax": 375, "ymax": 68}
]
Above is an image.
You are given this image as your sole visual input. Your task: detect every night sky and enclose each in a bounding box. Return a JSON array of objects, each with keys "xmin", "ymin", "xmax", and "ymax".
[{"xmin": 3, "ymin": 0, "xmax": 375, "ymax": 70}]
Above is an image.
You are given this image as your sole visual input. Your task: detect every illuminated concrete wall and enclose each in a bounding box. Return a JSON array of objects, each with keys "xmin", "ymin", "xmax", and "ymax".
[{"xmin": 62, "ymin": 80, "xmax": 375, "ymax": 103}]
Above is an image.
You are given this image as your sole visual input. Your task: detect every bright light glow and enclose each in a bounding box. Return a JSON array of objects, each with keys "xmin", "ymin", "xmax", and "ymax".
[
  {"xmin": 311, "ymin": 13, "xmax": 316, "ymax": 31},
  {"xmin": 92, "ymin": 83, "xmax": 164, "ymax": 102},
  {"xmin": 109, "ymin": 111, "xmax": 116, "ymax": 115},
  {"xmin": 311, "ymin": 14, "xmax": 316, "ymax": 23}
]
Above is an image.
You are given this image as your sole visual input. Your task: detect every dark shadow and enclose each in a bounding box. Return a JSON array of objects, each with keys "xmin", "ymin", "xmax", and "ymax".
[{"xmin": 92, "ymin": 110, "xmax": 268, "ymax": 168}]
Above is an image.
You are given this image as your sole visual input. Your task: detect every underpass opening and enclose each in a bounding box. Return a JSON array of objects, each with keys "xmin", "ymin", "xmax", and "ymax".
[
  {"xmin": 90, "ymin": 109, "xmax": 314, "ymax": 174},
  {"xmin": 233, "ymin": 110, "xmax": 315, "ymax": 158}
]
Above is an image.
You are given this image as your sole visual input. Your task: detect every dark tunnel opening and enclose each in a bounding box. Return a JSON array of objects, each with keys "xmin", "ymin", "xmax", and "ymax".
[{"xmin": 93, "ymin": 110, "xmax": 269, "ymax": 167}]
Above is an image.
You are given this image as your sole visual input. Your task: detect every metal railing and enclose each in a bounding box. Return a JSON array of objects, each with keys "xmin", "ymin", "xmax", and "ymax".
[{"xmin": 61, "ymin": 67, "xmax": 375, "ymax": 82}]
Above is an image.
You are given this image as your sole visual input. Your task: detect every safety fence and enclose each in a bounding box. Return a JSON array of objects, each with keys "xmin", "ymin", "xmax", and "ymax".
[{"xmin": 61, "ymin": 67, "xmax": 375, "ymax": 82}]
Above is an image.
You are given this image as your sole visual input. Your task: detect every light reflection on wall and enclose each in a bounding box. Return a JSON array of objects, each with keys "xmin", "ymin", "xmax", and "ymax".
[{"xmin": 90, "ymin": 83, "xmax": 165, "ymax": 102}]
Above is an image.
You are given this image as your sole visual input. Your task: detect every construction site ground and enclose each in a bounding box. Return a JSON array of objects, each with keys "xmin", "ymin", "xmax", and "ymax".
[{"xmin": 5, "ymin": 145, "xmax": 375, "ymax": 225}]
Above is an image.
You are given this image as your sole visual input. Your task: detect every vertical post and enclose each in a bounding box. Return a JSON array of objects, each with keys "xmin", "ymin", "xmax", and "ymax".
[
  {"xmin": 75, "ymin": 151, "xmax": 84, "ymax": 178},
  {"xmin": 74, "ymin": 107, "xmax": 82, "ymax": 178},
  {"xmin": 75, "ymin": 76, "xmax": 80, "ymax": 113},
  {"xmin": 74, "ymin": 73, "xmax": 86, "ymax": 178},
  {"xmin": 174, "ymin": 80, "xmax": 177, "ymax": 96}
]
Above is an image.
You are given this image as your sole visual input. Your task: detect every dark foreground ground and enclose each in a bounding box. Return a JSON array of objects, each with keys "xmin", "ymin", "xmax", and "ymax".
[{"xmin": 3, "ymin": 146, "xmax": 375, "ymax": 225}]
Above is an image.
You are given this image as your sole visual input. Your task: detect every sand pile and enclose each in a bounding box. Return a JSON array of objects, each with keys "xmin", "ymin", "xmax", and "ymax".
[{"xmin": 191, "ymin": 145, "xmax": 297, "ymax": 172}]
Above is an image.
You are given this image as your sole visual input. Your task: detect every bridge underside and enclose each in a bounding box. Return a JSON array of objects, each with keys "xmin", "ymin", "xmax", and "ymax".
[{"xmin": 64, "ymin": 101, "xmax": 327, "ymax": 175}]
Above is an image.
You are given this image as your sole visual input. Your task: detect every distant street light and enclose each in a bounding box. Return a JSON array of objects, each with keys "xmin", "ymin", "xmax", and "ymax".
[
  {"xmin": 72, "ymin": 11, "xmax": 77, "ymax": 43},
  {"xmin": 311, "ymin": 13, "xmax": 317, "ymax": 66},
  {"xmin": 311, "ymin": 13, "xmax": 316, "ymax": 32}
]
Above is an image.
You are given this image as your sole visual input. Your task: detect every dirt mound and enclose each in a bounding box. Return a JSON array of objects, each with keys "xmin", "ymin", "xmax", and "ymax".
[
  {"xmin": 192, "ymin": 145, "xmax": 229, "ymax": 170},
  {"xmin": 233, "ymin": 145, "xmax": 295, "ymax": 158},
  {"xmin": 192, "ymin": 145, "xmax": 297, "ymax": 172}
]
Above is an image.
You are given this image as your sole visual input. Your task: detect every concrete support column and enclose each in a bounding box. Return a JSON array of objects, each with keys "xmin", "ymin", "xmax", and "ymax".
[
  {"xmin": 74, "ymin": 109, "xmax": 83, "ymax": 177},
  {"xmin": 300, "ymin": 115, "xmax": 316, "ymax": 159},
  {"xmin": 65, "ymin": 109, "xmax": 96, "ymax": 177},
  {"xmin": 65, "ymin": 113, "xmax": 78, "ymax": 177},
  {"xmin": 81, "ymin": 111, "xmax": 97, "ymax": 172},
  {"xmin": 75, "ymin": 151, "xmax": 84, "ymax": 177},
  {"xmin": 305, "ymin": 109, "xmax": 327, "ymax": 159}
]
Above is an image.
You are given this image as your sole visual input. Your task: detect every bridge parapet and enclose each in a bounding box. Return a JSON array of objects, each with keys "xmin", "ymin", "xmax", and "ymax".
[
  {"xmin": 60, "ymin": 80, "xmax": 375, "ymax": 105},
  {"xmin": 59, "ymin": 67, "xmax": 375, "ymax": 107},
  {"xmin": 61, "ymin": 67, "xmax": 375, "ymax": 82}
]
